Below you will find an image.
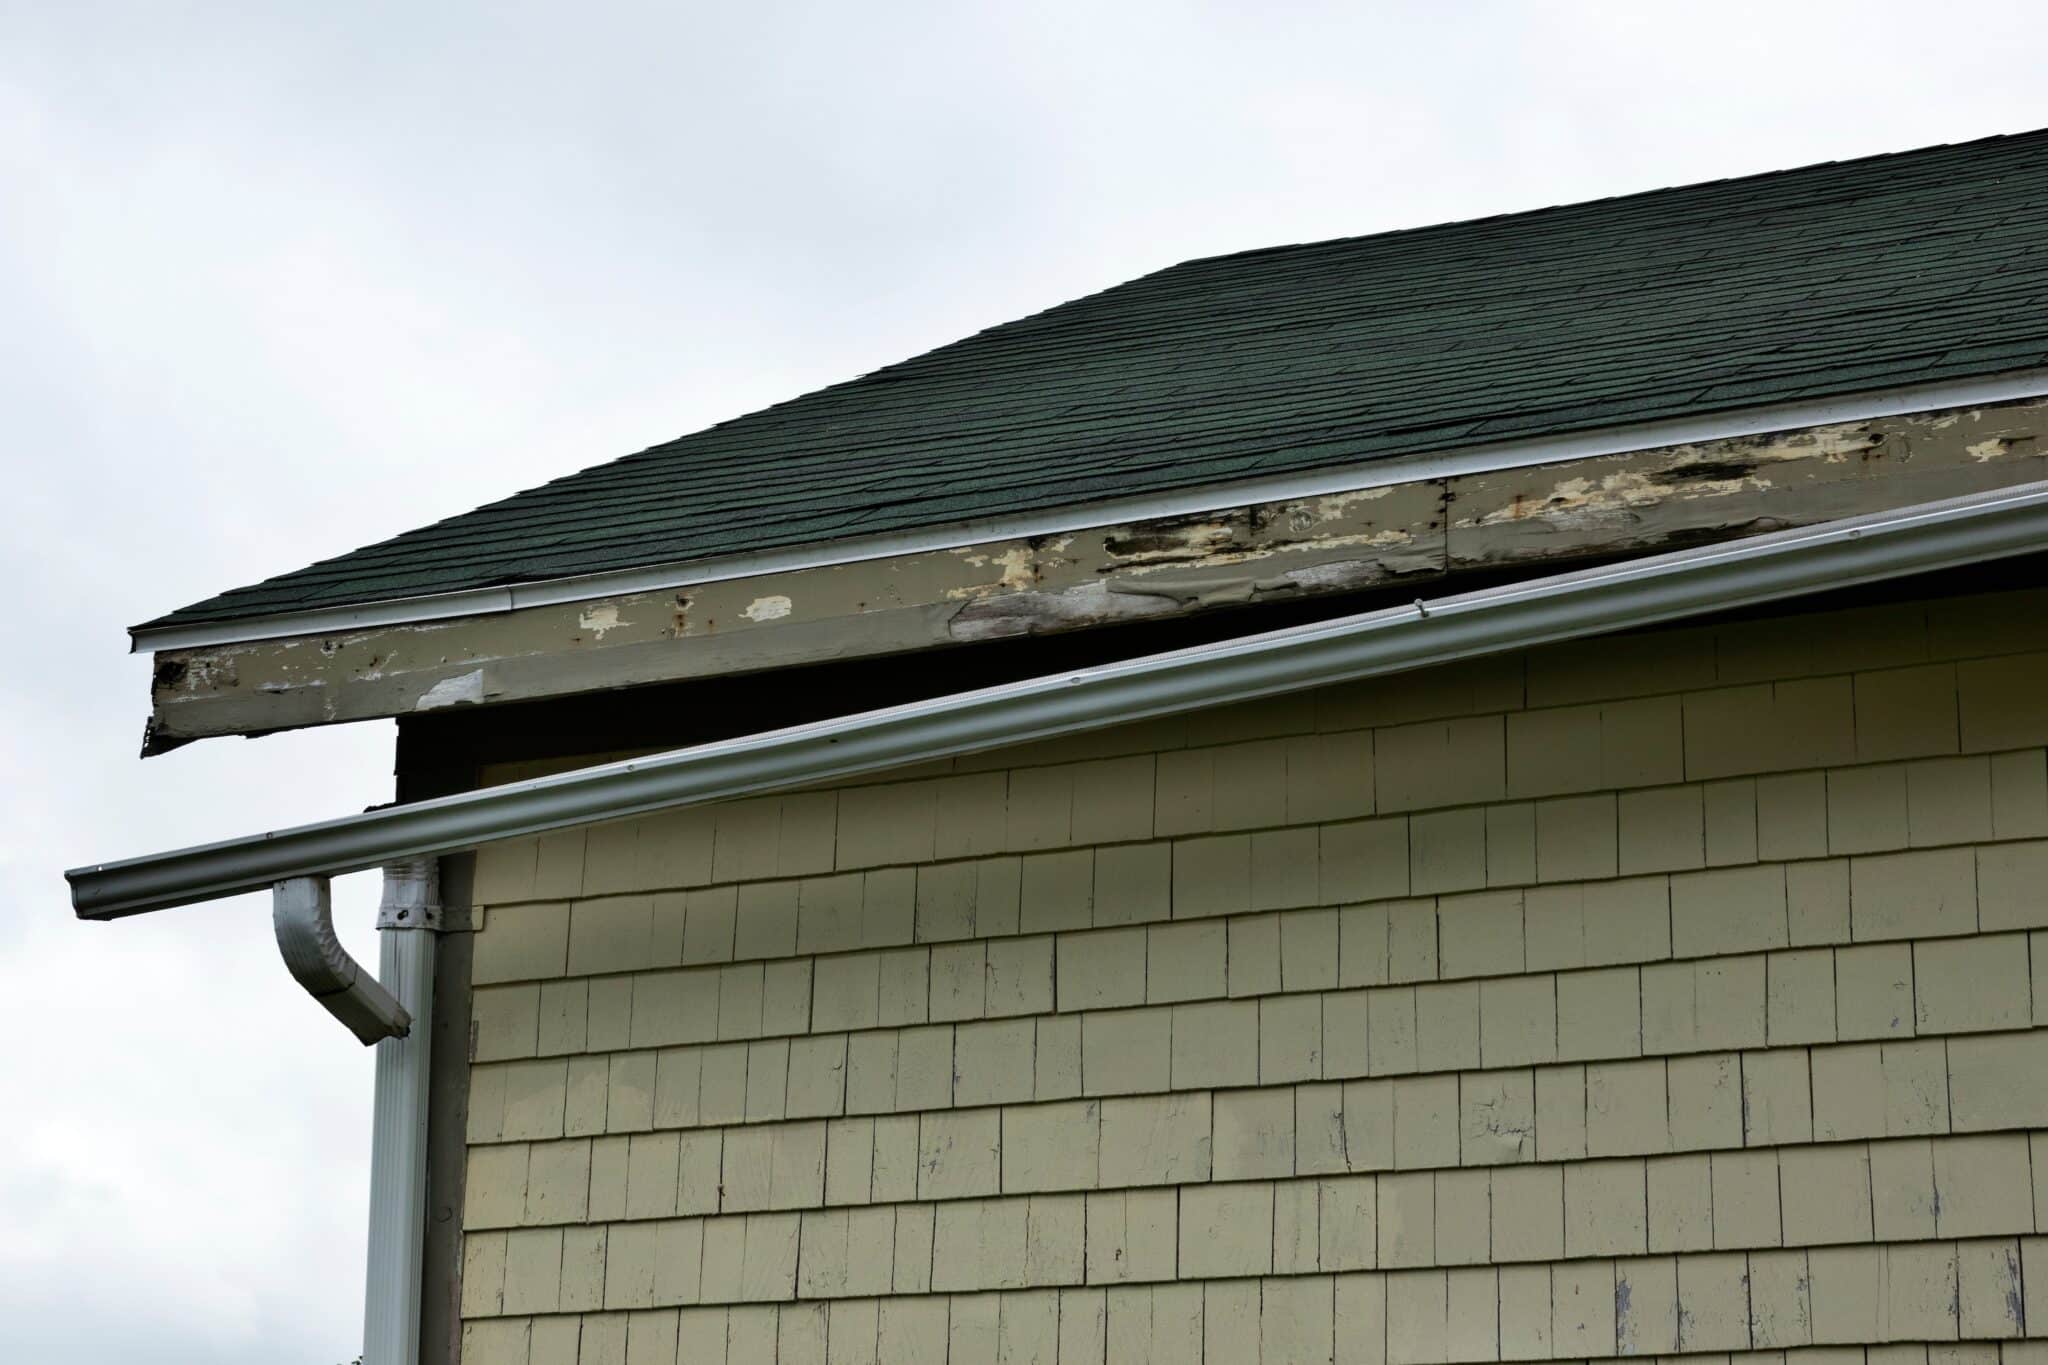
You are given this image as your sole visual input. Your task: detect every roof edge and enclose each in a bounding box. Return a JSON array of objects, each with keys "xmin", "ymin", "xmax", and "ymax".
[
  {"xmin": 1176, "ymin": 128, "xmax": 2048, "ymax": 271},
  {"xmin": 76, "ymin": 475, "xmax": 2048, "ymax": 919},
  {"xmin": 130, "ymin": 365, "xmax": 2048, "ymax": 655}
]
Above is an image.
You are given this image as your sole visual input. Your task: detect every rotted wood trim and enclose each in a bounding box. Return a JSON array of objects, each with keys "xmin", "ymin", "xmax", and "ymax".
[
  {"xmin": 1447, "ymin": 398, "xmax": 2047, "ymax": 566},
  {"xmin": 144, "ymin": 397, "xmax": 2048, "ymax": 751}
]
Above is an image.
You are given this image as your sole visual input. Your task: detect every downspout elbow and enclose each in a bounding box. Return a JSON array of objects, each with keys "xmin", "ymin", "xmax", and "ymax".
[{"xmin": 272, "ymin": 875, "xmax": 410, "ymax": 1044}]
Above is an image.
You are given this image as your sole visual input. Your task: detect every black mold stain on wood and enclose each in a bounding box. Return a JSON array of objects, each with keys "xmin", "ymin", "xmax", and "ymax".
[
  {"xmin": 1101, "ymin": 510, "xmax": 1246, "ymax": 561},
  {"xmin": 1649, "ymin": 458, "xmax": 1763, "ymax": 485}
]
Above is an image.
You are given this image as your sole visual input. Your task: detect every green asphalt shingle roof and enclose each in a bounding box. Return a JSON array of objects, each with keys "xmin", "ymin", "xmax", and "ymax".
[{"xmin": 148, "ymin": 129, "xmax": 2048, "ymax": 633}]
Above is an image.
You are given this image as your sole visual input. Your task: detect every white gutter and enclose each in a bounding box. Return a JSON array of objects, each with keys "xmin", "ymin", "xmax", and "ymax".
[
  {"xmin": 127, "ymin": 367, "xmax": 2048, "ymax": 653},
  {"xmin": 72, "ymin": 475, "xmax": 2048, "ymax": 922}
]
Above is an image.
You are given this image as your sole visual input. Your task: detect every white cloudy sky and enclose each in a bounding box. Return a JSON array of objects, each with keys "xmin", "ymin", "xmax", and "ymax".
[{"xmin": 3, "ymin": 2, "xmax": 2045, "ymax": 1360}]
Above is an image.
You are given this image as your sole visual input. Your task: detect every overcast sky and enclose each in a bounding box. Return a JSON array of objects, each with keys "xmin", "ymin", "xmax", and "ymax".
[{"xmin": 4, "ymin": 3, "xmax": 2046, "ymax": 1361}]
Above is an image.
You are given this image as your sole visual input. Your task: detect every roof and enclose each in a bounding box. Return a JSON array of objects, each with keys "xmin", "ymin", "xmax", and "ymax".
[
  {"xmin": 146, "ymin": 128, "xmax": 2048, "ymax": 634},
  {"xmin": 79, "ymin": 479, "xmax": 2048, "ymax": 917}
]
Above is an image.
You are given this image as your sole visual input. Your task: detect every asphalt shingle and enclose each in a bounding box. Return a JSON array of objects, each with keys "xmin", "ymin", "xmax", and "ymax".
[{"xmin": 146, "ymin": 129, "xmax": 2048, "ymax": 631}]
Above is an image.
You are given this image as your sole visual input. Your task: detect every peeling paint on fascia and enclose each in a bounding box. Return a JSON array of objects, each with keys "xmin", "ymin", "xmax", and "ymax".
[
  {"xmin": 1310, "ymin": 486, "xmax": 1395, "ymax": 518},
  {"xmin": 407, "ymin": 618, "xmax": 469, "ymax": 636},
  {"xmin": 742, "ymin": 595, "xmax": 794, "ymax": 622},
  {"xmin": 1101, "ymin": 521, "xmax": 1245, "ymax": 567},
  {"xmin": 943, "ymin": 544, "xmax": 1040, "ymax": 599},
  {"xmin": 1753, "ymin": 428, "xmax": 1883, "ymax": 464},
  {"xmin": 144, "ymin": 394, "xmax": 2048, "ymax": 753},
  {"xmin": 950, "ymin": 541, "xmax": 1435, "ymax": 642},
  {"xmin": 416, "ymin": 669, "xmax": 485, "ymax": 710},
  {"xmin": 955, "ymin": 544, "xmax": 1036, "ymax": 576},
  {"xmin": 1967, "ymin": 436, "xmax": 2029, "ymax": 462},
  {"xmin": 990, "ymin": 546, "xmax": 1036, "ymax": 592},
  {"xmin": 1464, "ymin": 467, "xmax": 1771, "ymax": 529},
  {"xmin": 939, "ymin": 519, "xmax": 1417, "ymax": 601},
  {"xmin": 1109, "ymin": 525, "xmax": 1420, "ymax": 575},
  {"xmin": 578, "ymin": 605, "xmax": 626, "ymax": 638},
  {"xmin": 1641, "ymin": 421, "xmax": 1880, "ymax": 469}
]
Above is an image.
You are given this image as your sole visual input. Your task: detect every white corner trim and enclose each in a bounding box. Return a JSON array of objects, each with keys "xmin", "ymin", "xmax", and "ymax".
[{"xmin": 130, "ymin": 367, "xmax": 2048, "ymax": 654}]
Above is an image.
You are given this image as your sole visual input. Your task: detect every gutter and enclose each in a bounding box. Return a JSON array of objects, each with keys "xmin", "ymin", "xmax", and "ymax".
[
  {"xmin": 127, "ymin": 366, "xmax": 2048, "ymax": 653},
  {"xmin": 71, "ymin": 475, "xmax": 2048, "ymax": 921}
]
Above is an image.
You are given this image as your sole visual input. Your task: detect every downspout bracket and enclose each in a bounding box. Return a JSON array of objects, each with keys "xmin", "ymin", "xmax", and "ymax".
[{"xmin": 374, "ymin": 858, "xmax": 452, "ymax": 930}]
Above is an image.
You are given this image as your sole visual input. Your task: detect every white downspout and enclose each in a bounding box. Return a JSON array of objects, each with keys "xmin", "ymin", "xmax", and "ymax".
[
  {"xmin": 362, "ymin": 858, "xmax": 440, "ymax": 1365},
  {"xmin": 271, "ymin": 860, "xmax": 440, "ymax": 1365},
  {"xmin": 273, "ymin": 876, "xmax": 411, "ymax": 1044}
]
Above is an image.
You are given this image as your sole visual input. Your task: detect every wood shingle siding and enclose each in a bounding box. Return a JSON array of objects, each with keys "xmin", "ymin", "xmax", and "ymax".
[{"xmin": 454, "ymin": 587, "xmax": 2048, "ymax": 1363}]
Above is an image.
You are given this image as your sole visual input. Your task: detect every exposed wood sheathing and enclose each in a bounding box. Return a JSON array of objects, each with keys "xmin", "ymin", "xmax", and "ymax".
[{"xmin": 146, "ymin": 399, "xmax": 2048, "ymax": 751}]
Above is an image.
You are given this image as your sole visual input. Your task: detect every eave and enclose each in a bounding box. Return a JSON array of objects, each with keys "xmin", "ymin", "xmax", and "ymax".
[
  {"xmin": 138, "ymin": 374, "xmax": 2048, "ymax": 754},
  {"xmin": 72, "ymin": 475, "xmax": 2048, "ymax": 918}
]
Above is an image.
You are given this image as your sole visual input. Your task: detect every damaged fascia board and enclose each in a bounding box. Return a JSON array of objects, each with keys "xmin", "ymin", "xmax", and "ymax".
[
  {"xmin": 72, "ymin": 476, "xmax": 2048, "ymax": 919},
  {"xmin": 133, "ymin": 367, "xmax": 2048, "ymax": 653},
  {"xmin": 141, "ymin": 383, "xmax": 2048, "ymax": 750}
]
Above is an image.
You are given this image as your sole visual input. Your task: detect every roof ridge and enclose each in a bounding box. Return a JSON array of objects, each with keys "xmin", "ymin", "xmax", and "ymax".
[{"xmin": 1164, "ymin": 125, "xmax": 2048, "ymax": 272}]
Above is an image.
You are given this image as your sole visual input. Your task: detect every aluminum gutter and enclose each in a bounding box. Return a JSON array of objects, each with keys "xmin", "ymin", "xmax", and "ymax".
[
  {"xmin": 73, "ymin": 477, "xmax": 2048, "ymax": 920},
  {"xmin": 127, "ymin": 367, "xmax": 2048, "ymax": 653}
]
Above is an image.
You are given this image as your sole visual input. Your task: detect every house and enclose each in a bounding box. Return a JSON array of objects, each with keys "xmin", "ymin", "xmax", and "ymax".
[{"xmin": 71, "ymin": 130, "xmax": 2048, "ymax": 1365}]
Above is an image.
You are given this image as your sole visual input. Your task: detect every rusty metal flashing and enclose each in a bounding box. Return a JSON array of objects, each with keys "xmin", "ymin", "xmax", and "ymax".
[
  {"xmin": 129, "ymin": 367, "xmax": 2048, "ymax": 655},
  {"xmin": 70, "ymin": 476, "xmax": 2048, "ymax": 920},
  {"xmin": 141, "ymin": 388, "xmax": 2048, "ymax": 752}
]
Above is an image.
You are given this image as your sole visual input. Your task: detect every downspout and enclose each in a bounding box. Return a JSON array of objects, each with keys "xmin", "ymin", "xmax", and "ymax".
[
  {"xmin": 273, "ymin": 877, "xmax": 411, "ymax": 1043},
  {"xmin": 271, "ymin": 859, "xmax": 441, "ymax": 1365},
  {"xmin": 363, "ymin": 859, "xmax": 439, "ymax": 1365}
]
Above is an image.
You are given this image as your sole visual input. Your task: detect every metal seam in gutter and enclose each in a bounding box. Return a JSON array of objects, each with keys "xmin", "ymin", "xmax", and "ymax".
[
  {"xmin": 73, "ymin": 477, "xmax": 2048, "ymax": 919},
  {"xmin": 128, "ymin": 367, "xmax": 2048, "ymax": 653}
]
